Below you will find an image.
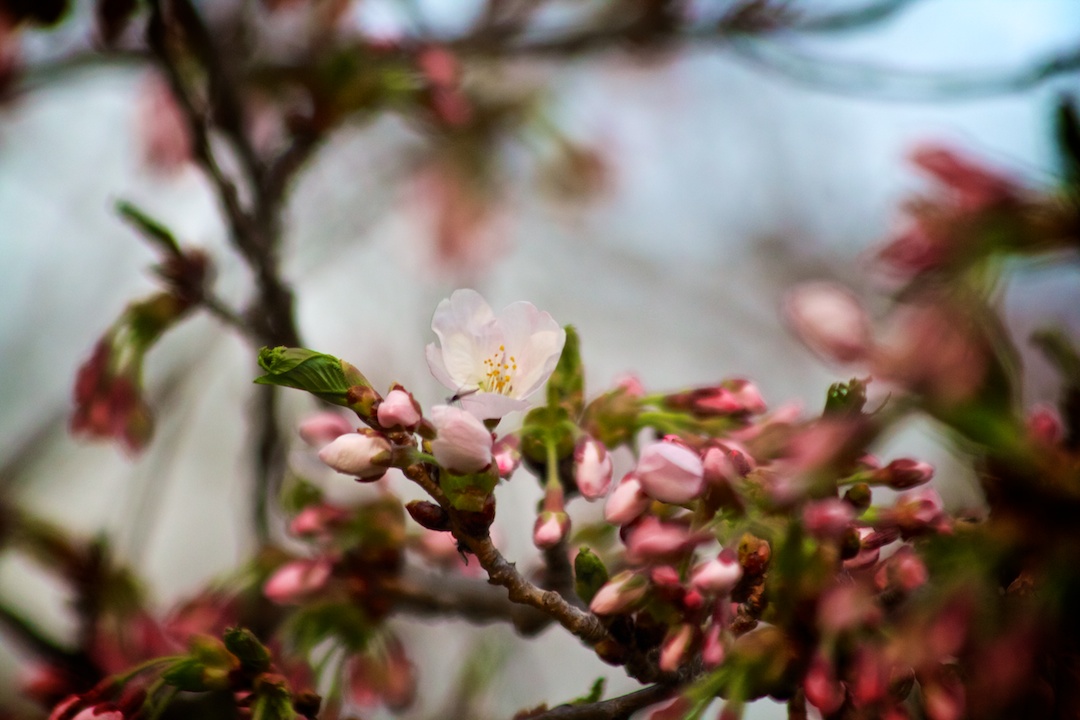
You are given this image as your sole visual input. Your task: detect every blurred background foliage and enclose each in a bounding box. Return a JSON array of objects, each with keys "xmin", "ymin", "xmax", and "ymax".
[{"xmin": 0, "ymin": 0, "xmax": 1079, "ymax": 718}]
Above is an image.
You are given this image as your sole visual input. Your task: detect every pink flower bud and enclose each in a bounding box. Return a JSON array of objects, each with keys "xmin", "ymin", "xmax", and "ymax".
[
  {"xmin": 533, "ymin": 511, "xmax": 570, "ymax": 550},
  {"xmin": 802, "ymin": 498, "xmax": 856, "ymax": 540},
  {"xmin": 1027, "ymin": 404, "xmax": 1062, "ymax": 445},
  {"xmin": 818, "ymin": 584, "xmax": 881, "ymax": 634},
  {"xmin": 604, "ymin": 474, "xmax": 651, "ymax": 525},
  {"xmin": 636, "ymin": 441, "xmax": 705, "ymax": 505},
  {"xmin": 613, "ymin": 372, "xmax": 646, "ymax": 397},
  {"xmin": 493, "ymin": 435, "xmax": 521, "ymax": 477},
  {"xmin": 804, "ymin": 653, "xmax": 845, "ymax": 715},
  {"xmin": 702, "ymin": 624, "xmax": 726, "ymax": 668},
  {"xmin": 690, "ymin": 549, "xmax": 743, "ymax": 596},
  {"xmin": 589, "ymin": 571, "xmax": 647, "ymax": 615},
  {"xmin": 890, "ymin": 487, "xmax": 948, "ymax": 536},
  {"xmin": 298, "ymin": 412, "xmax": 355, "ymax": 449},
  {"xmin": 73, "ymin": 707, "xmax": 125, "ymax": 720},
  {"xmin": 890, "ymin": 548, "xmax": 928, "ymax": 592},
  {"xmin": 574, "ymin": 437, "xmax": 614, "ymax": 500},
  {"xmin": 48, "ymin": 696, "xmax": 82, "ymax": 720},
  {"xmin": 625, "ymin": 517, "xmax": 698, "ymax": 564},
  {"xmin": 659, "ymin": 624, "xmax": 694, "ymax": 673},
  {"xmin": 910, "ymin": 144, "xmax": 1016, "ymax": 210},
  {"xmin": 784, "ymin": 281, "xmax": 874, "ymax": 364},
  {"xmin": 877, "ymin": 458, "xmax": 934, "ymax": 489},
  {"xmin": 376, "ymin": 388, "xmax": 422, "ymax": 430},
  {"xmin": 430, "ymin": 405, "xmax": 493, "ymax": 474},
  {"xmin": 289, "ymin": 504, "xmax": 350, "ymax": 538},
  {"xmin": 702, "ymin": 443, "xmax": 752, "ymax": 486},
  {"xmin": 849, "ymin": 647, "xmax": 889, "ymax": 706},
  {"xmin": 843, "ymin": 527, "xmax": 881, "ymax": 571},
  {"xmin": 698, "ymin": 380, "xmax": 767, "ymax": 415},
  {"xmin": 263, "ymin": 558, "xmax": 332, "ymax": 605},
  {"xmin": 650, "ymin": 565, "xmax": 682, "ymax": 588},
  {"xmin": 318, "ymin": 430, "xmax": 392, "ymax": 480}
]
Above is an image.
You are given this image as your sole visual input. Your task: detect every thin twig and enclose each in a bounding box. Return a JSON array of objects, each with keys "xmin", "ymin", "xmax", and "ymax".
[
  {"xmin": 728, "ymin": 38, "xmax": 1080, "ymax": 101},
  {"xmin": 526, "ymin": 683, "xmax": 675, "ymax": 720},
  {"xmin": 791, "ymin": 0, "xmax": 921, "ymax": 33}
]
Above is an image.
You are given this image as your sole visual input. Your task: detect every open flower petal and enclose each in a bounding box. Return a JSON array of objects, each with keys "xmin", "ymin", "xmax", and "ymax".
[{"xmin": 426, "ymin": 289, "xmax": 565, "ymax": 419}]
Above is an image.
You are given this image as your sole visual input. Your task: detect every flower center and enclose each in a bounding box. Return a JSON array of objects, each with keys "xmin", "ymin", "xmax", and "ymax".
[{"xmin": 480, "ymin": 344, "xmax": 518, "ymax": 396}]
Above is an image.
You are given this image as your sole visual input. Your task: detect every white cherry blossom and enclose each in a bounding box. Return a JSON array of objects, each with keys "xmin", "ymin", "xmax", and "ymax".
[{"xmin": 425, "ymin": 289, "xmax": 566, "ymax": 419}]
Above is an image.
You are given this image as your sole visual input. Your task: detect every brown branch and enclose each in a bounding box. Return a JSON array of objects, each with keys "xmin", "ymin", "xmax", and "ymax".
[
  {"xmin": 0, "ymin": 601, "xmax": 100, "ymax": 680},
  {"xmin": 402, "ymin": 463, "xmax": 677, "ymax": 683},
  {"xmin": 170, "ymin": 0, "xmax": 264, "ymax": 195},
  {"xmin": 526, "ymin": 683, "xmax": 675, "ymax": 720}
]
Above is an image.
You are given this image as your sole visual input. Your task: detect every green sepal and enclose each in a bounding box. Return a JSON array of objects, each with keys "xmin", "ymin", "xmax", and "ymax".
[
  {"xmin": 162, "ymin": 634, "xmax": 236, "ymax": 692},
  {"xmin": 441, "ymin": 468, "xmax": 499, "ymax": 513},
  {"xmin": 125, "ymin": 293, "xmax": 188, "ymax": 350},
  {"xmin": 252, "ymin": 674, "xmax": 297, "ymax": 720},
  {"xmin": 162, "ymin": 658, "xmax": 215, "ymax": 692},
  {"xmin": 573, "ymin": 546, "xmax": 609, "ymax": 605},
  {"xmin": 224, "ymin": 626, "xmax": 272, "ymax": 673},
  {"xmin": 255, "ymin": 347, "xmax": 372, "ymax": 406},
  {"xmin": 581, "ymin": 388, "xmax": 641, "ymax": 450},
  {"xmin": 547, "ymin": 325, "xmax": 585, "ymax": 418},
  {"xmin": 823, "ymin": 377, "xmax": 867, "ymax": 417},
  {"xmin": 520, "ymin": 405, "xmax": 577, "ymax": 466}
]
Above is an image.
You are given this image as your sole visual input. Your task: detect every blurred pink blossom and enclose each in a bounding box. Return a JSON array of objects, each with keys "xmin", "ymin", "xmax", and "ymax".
[
  {"xmin": 263, "ymin": 558, "xmax": 333, "ymax": 605},
  {"xmin": 784, "ymin": 281, "xmax": 874, "ymax": 365}
]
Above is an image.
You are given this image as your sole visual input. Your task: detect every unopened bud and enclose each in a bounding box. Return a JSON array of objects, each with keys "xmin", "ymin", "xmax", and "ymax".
[
  {"xmin": 405, "ymin": 500, "xmax": 450, "ymax": 532},
  {"xmin": 659, "ymin": 624, "xmax": 694, "ymax": 673},
  {"xmin": 589, "ymin": 571, "xmax": 647, "ymax": 615},
  {"xmin": 691, "ymin": 548, "xmax": 743, "ymax": 596},
  {"xmin": 636, "ymin": 441, "xmax": 705, "ymax": 504},
  {"xmin": 604, "ymin": 474, "xmax": 651, "ymax": 525},
  {"xmin": 573, "ymin": 547, "xmax": 609, "ymax": 604},
  {"xmin": 533, "ymin": 511, "xmax": 570, "ymax": 550},
  {"xmin": 377, "ymin": 387, "xmax": 422, "ymax": 430},
  {"xmin": 318, "ymin": 429, "xmax": 392, "ymax": 481},
  {"xmin": 297, "ymin": 412, "xmax": 354, "ymax": 449},
  {"xmin": 223, "ymin": 627, "xmax": 271, "ymax": 673},
  {"xmin": 574, "ymin": 437, "xmax": 614, "ymax": 500}
]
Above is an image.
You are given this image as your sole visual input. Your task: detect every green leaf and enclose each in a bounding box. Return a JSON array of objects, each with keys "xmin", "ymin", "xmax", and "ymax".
[
  {"xmin": 573, "ymin": 546, "xmax": 609, "ymax": 604},
  {"xmin": 116, "ymin": 200, "xmax": 182, "ymax": 256},
  {"xmin": 255, "ymin": 346, "xmax": 370, "ymax": 406},
  {"xmin": 547, "ymin": 325, "xmax": 584, "ymax": 417},
  {"xmin": 570, "ymin": 677, "xmax": 606, "ymax": 705}
]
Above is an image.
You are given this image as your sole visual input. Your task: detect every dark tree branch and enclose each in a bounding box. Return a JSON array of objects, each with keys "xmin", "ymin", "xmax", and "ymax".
[
  {"xmin": 791, "ymin": 0, "xmax": 922, "ymax": 33},
  {"xmin": 402, "ymin": 464, "xmax": 679, "ymax": 685},
  {"xmin": 0, "ymin": 601, "xmax": 99, "ymax": 680},
  {"xmin": 729, "ymin": 38, "xmax": 1080, "ymax": 101},
  {"xmin": 526, "ymin": 683, "xmax": 675, "ymax": 720}
]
